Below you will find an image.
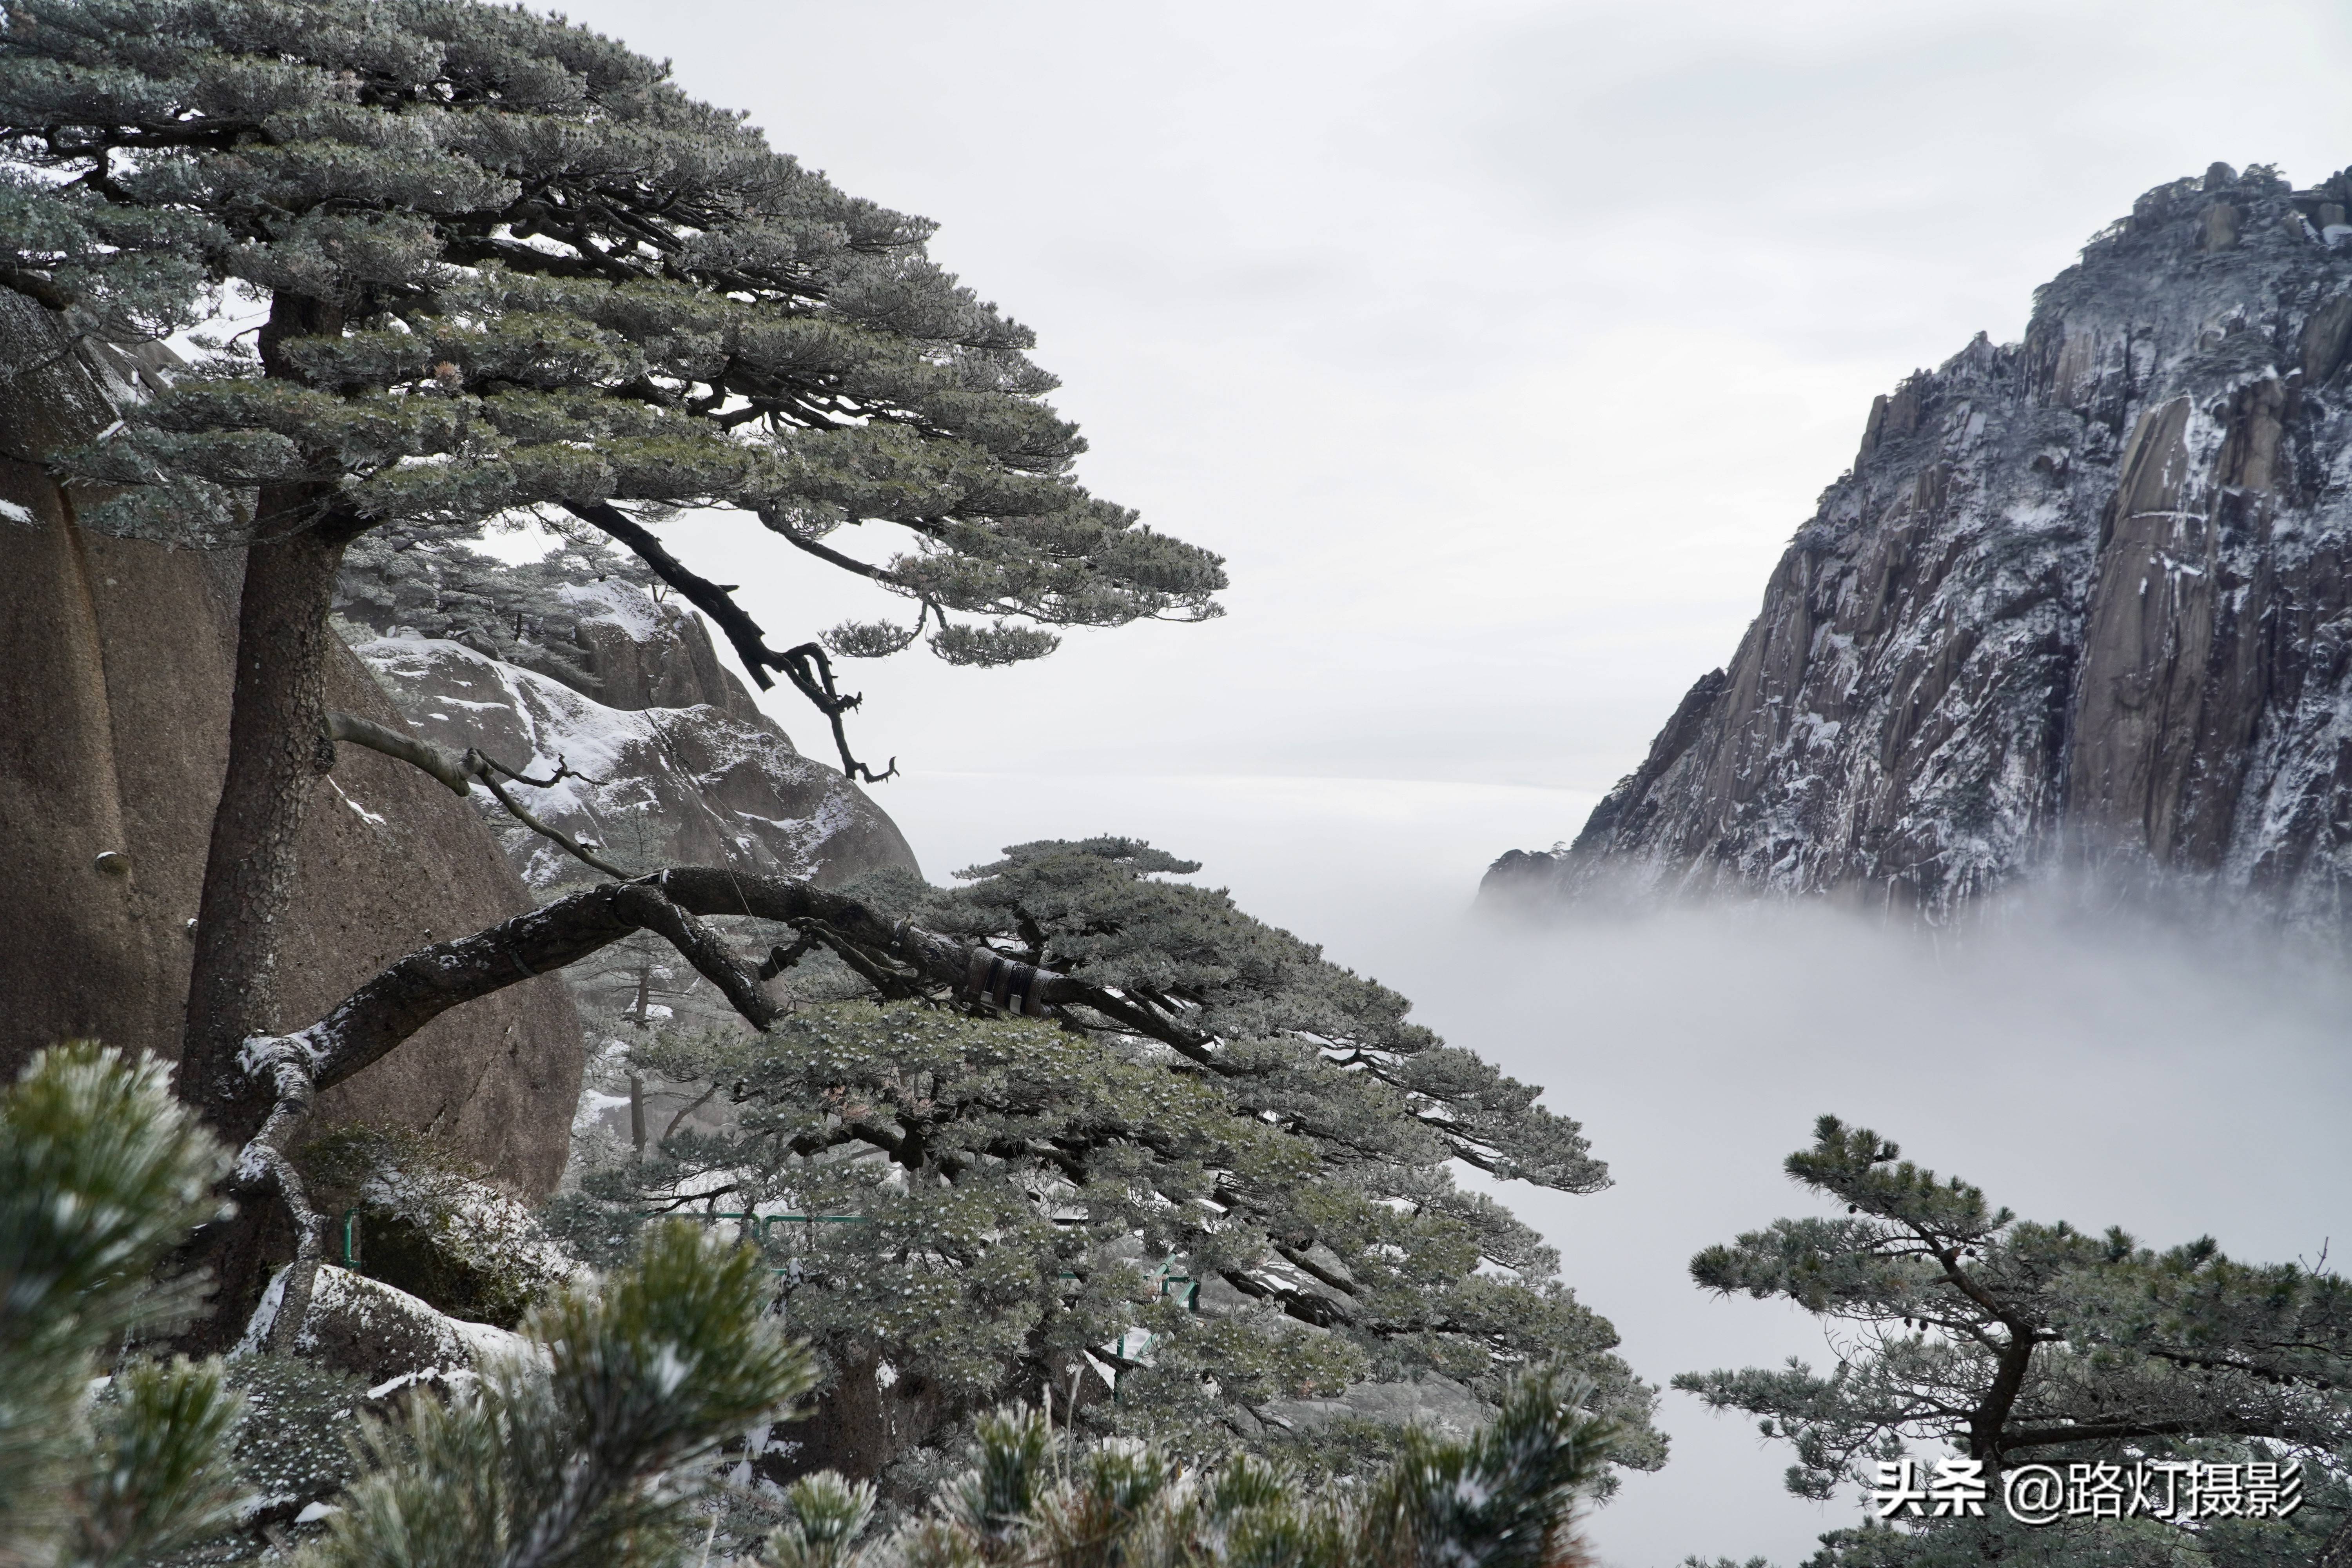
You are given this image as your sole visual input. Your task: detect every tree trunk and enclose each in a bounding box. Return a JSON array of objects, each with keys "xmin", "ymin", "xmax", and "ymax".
[
  {"xmin": 174, "ymin": 290, "xmax": 363, "ymax": 1341},
  {"xmin": 178, "ymin": 518, "xmax": 356, "ymax": 1132},
  {"xmin": 171, "ymin": 516, "xmax": 359, "ymax": 1343}
]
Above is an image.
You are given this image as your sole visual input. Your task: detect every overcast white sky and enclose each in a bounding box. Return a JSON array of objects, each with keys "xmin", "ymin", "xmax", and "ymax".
[{"xmin": 537, "ymin": 4, "xmax": 2352, "ymax": 1560}]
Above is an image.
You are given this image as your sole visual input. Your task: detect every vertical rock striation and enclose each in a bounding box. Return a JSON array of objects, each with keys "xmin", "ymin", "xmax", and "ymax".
[
  {"xmin": 1487, "ymin": 164, "xmax": 2352, "ymax": 925},
  {"xmin": 0, "ymin": 293, "xmax": 583, "ymax": 1192}
]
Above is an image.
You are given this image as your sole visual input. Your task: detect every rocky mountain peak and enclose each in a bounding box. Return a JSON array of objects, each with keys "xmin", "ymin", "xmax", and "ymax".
[{"xmin": 1488, "ymin": 163, "xmax": 2352, "ymax": 924}]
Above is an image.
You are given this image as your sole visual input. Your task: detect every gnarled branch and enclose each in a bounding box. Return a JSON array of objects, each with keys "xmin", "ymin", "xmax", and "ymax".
[
  {"xmin": 237, "ymin": 868, "xmax": 1210, "ymax": 1103},
  {"xmin": 610, "ymin": 880, "xmax": 779, "ymax": 1030},
  {"xmin": 475, "ymin": 768, "xmax": 630, "ymax": 879},
  {"xmin": 231, "ymin": 1038, "xmax": 327, "ymax": 1353},
  {"xmin": 565, "ymin": 499, "xmax": 790, "ymax": 682},
  {"xmin": 564, "ymin": 500, "xmax": 896, "ymax": 784}
]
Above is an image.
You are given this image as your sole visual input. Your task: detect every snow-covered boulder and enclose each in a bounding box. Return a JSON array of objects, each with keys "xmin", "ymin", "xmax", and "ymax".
[
  {"xmin": 242, "ymin": 1265, "xmax": 533, "ymax": 1390},
  {"xmin": 307, "ymin": 1123, "xmax": 588, "ymax": 1327},
  {"xmin": 354, "ymin": 633, "xmax": 916, "ymax": 889}
]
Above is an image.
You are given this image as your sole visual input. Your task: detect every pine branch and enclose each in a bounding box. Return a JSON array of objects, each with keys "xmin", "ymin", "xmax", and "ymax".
[{"xmin": 224, "ymin": 867, "xmax": 1216, "ymax": 1130}]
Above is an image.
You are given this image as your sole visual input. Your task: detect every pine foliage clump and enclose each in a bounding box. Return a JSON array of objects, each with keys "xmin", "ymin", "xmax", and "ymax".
[
  {"xmin": 0, "ymin": 1042, "xmax": 245, "ymax": 1566},
  {"xmin": 4, "ymin": 1045, "xmax": 1617, "ymax": 1568},
  {"xmin": 571, "ymin": 840, "xmax": 1662, "ymax": 1488},
  {"xmin": 0, "ymin": 0, "xmax": 1223, "ymax": 771},
  {"xmin": 0, "ymin": 1042, "xmax": 816, "ymax": 1567},
  {"xmin": 305, "ymin": 1219, "xmax": 817, "ymax": 1568},
  {"xmin": 1677, "ymin": 1116, "xmax": 2352, "ymax": 1568},
  {"xmin": 765, "ymin": 1362, "xmax": 1614, "ymax": 1568}
]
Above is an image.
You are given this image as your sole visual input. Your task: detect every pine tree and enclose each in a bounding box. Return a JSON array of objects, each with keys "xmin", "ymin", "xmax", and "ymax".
[
  {"xmin": 558, "ymin": 840, "xmax": 1664, "ymax": 1499},
  {"xmin": 0, "ymin": 1043, "xmax": 247, "ymax": 1566},
  {"xmin": 1675, "ymin": 1116, "xmax": 2352, "ymax": 1568},
  {"xmin": 0, "ymin": 0, "xmax": 1223, "ymax": 1334}
]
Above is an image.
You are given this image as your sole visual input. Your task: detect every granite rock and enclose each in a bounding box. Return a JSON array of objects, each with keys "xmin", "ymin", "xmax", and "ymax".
[
  {"xmin": 1488, "ymin": 165, "xmax": 2352, "ymax": 926},
  {"xmin": 0, "ymin": 293, "xmax": 583, "ymax": 1193}
]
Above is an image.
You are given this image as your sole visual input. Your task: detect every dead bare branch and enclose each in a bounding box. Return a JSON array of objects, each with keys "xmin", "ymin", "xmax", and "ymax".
[
  {"xmin": 475, "ymin": 767, "xmax": 632, "ymax": 879},
  {"xmin": 324, "ymin": 709, "xmax": 632, "ymax": 878},
  {"xmin": 326, "ymin": 710, "xmax": 470, "ymax": 795},
  {"xmin": 564, "ymin": 500, "xmax": 896, "ymax": 784}
]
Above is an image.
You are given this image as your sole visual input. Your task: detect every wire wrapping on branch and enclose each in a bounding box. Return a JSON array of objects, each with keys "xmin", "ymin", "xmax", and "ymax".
[{"xmin": 961, "ymin": 947, "xmax": 1054, "ymax": 1018}]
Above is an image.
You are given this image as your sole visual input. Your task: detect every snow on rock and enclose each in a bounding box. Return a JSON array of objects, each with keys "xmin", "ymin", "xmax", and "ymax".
[
  {"xmin": 1487, "ymin": 163, "xmax": 2352, "ymax": 926},
  {"xmin": 537, "ymin": 575, "xmax": 771, "ymax": 719},
  {"xmin": 349, "ymin": 1136, "xmax": 592, "ymax": 1307},
  {"xmin": 557, "ymin": 575, "xmax": 664, "ymax": 642},
  {"xmin": 246, "ymin": 1265, "xmax": 536, "ymax": 1388},
  {"xmin": 354, "ymin": 634, "xmax": 916, "ymax": 889},
  {"xmin": 544, "ymin": 576, "xmax": 773, "ymax": 717}
]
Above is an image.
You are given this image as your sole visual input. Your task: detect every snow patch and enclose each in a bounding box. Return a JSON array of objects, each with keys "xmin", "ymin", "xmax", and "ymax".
[
  {"xmin": 231, "ymin": 1267, "xmax": 289, "ymax": 1358},
  {"xmin": 557, "ymin": 577, "xmax": 669, "ymax": 641},
  {"xmin": 328, "ymin": 777, "xmax": 389, "ymax": 830}
]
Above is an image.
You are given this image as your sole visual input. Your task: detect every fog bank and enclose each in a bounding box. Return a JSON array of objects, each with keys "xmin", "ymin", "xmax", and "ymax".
[{"xmin": 880, "ymin": 771, "xmax": 2352, "ymax": 1568}]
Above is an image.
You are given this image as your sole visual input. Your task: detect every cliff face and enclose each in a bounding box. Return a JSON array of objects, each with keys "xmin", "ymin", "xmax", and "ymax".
[
  {"xmin": 1488, "ymin": 164, "xmax": 2352, "ymax": 924},
  {"xmin": 0, "ymin": 294, "xmax": 583, "ymax": 1193}
]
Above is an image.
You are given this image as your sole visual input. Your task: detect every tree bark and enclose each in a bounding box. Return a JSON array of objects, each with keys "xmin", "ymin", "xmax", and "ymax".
[
  {"xmin": 172, "ymin": 517, "xmax": 362, "ymax": 1343},
  {"xmin": 174, "ymin": 290, "xmax": 363, "ymax": 1338},
  {"xmin": 178, "ymin": 519, "xmax": 356, "ymax": 1132}
]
